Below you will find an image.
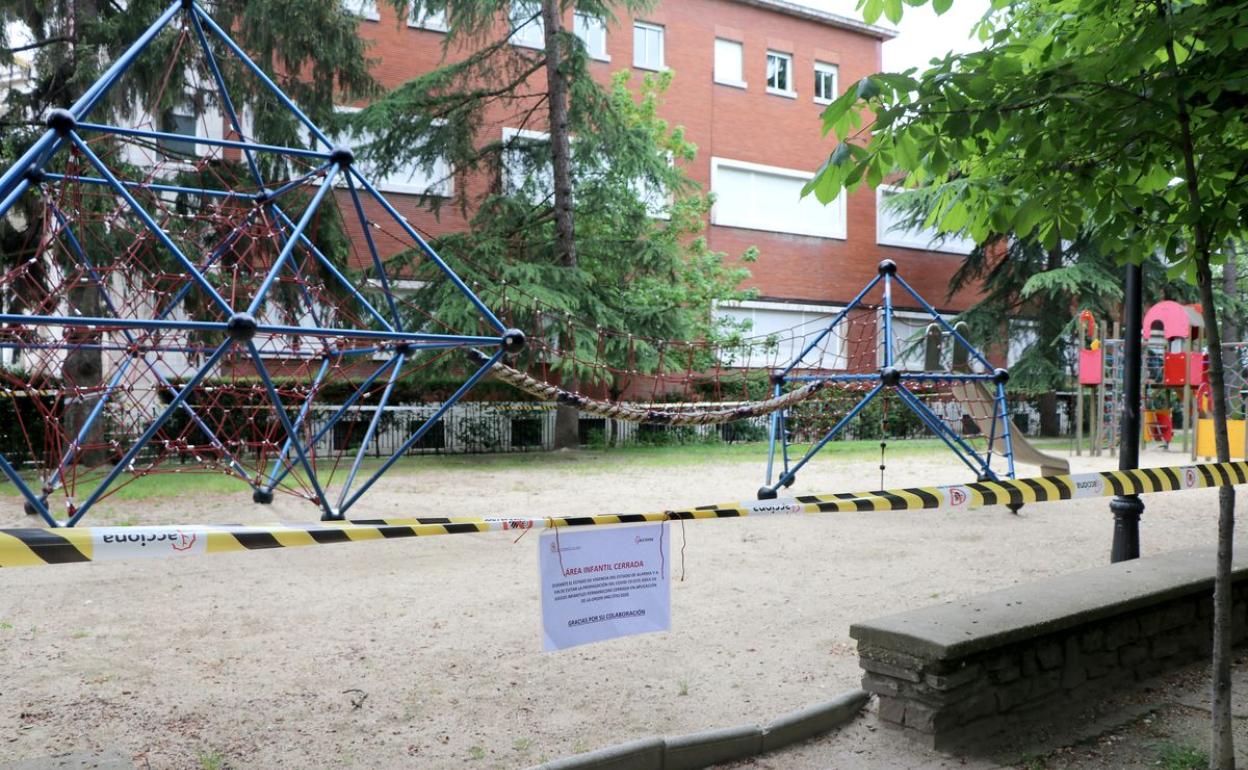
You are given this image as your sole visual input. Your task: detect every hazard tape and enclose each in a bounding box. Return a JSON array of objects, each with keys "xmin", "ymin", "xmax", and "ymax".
[{"xmin": 2, "ymin": 460, "xmax": 1244, "ymax": 568}]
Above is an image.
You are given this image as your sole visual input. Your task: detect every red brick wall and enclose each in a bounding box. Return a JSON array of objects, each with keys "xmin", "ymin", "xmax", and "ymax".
[{"xmin": 343, "ymin": 0, "xmax": 980, "ymax": 315}]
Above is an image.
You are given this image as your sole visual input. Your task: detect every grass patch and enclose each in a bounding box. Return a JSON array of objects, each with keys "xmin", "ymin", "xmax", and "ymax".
[
  {"xmin": 1155, "ymin": 740, "xmax": 1207, "ymax": 770},
  {"xmin": 0, "ymin": 436, "xmax": 1069, "ymax": 504}
]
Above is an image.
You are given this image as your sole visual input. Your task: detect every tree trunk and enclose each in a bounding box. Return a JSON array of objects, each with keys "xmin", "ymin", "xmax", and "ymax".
[
  {"xmin": 1198, "ymin": 257, "xmax": 1236, "ymax": 770},
  {"xmin": 64, "ymin": 279, "xmax": 108, "ymax": 466},
  {"xmin": 1037, "ymin": 244, "xmax": 1065, "ymax": 437},
  {"xmin": 541, "ymin": 0, "xmax": 581, "ymax": 449},
  {"xmin": 60, "ymin": 0, "xmax": 108, "ymax": 470},
  {"xmin": 1225, "ymin": 244, "xmax": 1241, "ymax": 345}
]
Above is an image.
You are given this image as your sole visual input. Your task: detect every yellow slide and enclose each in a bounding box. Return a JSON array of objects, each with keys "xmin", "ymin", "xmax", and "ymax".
[{"xmin": 949, "ymin": 381, "xmax": 1070, "ymax": 477}]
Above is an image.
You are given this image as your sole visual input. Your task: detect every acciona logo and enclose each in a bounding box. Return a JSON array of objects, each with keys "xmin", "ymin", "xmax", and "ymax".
[
  {"xmin": 747, "ymin": 501, "xmax": 803, "ymax": 515},
  {"xmin": 946, "ymin": 486, "xmax": 970, "ymax": 508},
  {"xmin": 1070, "ymin": 474, "xmax": 1105, "ymax": 498},
  {"xmin": 92, "ymin": 527, "xmax": 206, "ymax": 560}
]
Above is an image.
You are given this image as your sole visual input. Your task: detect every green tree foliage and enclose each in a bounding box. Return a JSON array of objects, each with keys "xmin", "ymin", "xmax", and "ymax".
[
  {"xmin": 810, "ymin": 0, "xmax": 1248, "ymax": 764},
  {"xmin": 356, "ymin": 2, "xmax": 756, "ymax": 391}
]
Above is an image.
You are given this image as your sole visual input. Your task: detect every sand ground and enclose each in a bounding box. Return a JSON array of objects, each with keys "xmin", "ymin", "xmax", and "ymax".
[{"xmin": 0, "ymin": 444, "xmax": 1237, "ymax": 769}]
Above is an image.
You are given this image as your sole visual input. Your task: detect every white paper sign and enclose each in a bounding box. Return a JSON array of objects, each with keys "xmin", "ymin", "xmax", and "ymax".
[{"xmin": 540, "ymin": 523, "xmax": 670, "ymax": 651}]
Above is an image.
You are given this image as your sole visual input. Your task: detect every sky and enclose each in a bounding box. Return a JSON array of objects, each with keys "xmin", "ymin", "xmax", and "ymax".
[{"xmin": 799, "ymin": 0, "xmax": 992, "ymax": 72}]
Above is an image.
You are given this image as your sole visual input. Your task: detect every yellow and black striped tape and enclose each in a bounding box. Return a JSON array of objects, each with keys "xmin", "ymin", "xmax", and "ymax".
[{"xmin": 2, "ymin": 461, "xmax": 1244, "ymax": 568}]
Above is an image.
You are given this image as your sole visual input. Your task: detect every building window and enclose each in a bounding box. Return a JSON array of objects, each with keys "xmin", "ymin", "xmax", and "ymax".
[
  {"xmin": 876, "ymin": 185, "xmax": 975, "ymax": 254},
  {"xmin": 882, "ymin": 312, "xmax": 943, "ymax": 370},
  {"xmin": 766, "ymin": 51, "xmax": 794, "ymax": 97},
  {"xmin": 408, "ymin": 5, "xmax": 448, "ymax": 31},
  {"xmin": 342, "ymin": 0, "xmax": 379, "ymax": 21},
  {"xmin": 157, "ymin": 110, "xmax": 197, "ymax": 159},
  {"xmin": 713, "ymin": 39, "xmax": 746, "ymax": 88},
  {"xmin": 715, "ymin": 300, "xmax": 848, "ymax": 370},
  {"xmin": 574, "ymin": 12, "xmax": 609, "ymax": 61},
  {"xmin": 502, "ymin": 127, "xmax": 554, "ymax": 202},
  {"xmin": 510, "ymin": 1, "xmax": 544, "ymax": 48},
  {"xmin": 814, "ymin": 61, "xmax": 838, "ymax": 104},
  {"xmin": 325, "ymin": 107, "xmax": 452, "ymax": 197},
  {"xmin": 710, "ymin": 157, "xmax": 846, "ymax": 240},
  {"xmin": 633, "ymin": 22, "xmax": 664, "ymax": 71}
]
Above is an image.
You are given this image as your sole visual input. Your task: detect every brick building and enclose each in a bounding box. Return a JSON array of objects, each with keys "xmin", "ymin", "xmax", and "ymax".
[{"xmin": 335, "ymin": 0, "xmax": 987, "ymax": 372}]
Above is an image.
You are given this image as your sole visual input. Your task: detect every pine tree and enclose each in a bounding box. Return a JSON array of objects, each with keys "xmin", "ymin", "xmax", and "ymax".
[{"xmin": 356, "ymin": 1, "xmax": 755, "ymax": 447}]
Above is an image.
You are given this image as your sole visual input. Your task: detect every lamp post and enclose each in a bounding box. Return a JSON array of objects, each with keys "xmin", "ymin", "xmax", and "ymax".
[{"xmin": 1110, "ymin": 262, "xmax": 1144, "ymax": 562}]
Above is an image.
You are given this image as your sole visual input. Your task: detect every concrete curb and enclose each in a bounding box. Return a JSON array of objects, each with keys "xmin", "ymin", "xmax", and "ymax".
[{"xmin": 529, "ymin": 689, "xmax": 869, "ymax": 770}]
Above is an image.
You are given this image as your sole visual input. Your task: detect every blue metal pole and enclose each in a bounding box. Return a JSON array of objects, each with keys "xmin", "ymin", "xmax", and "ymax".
[
  {"xmin": 192, "ymin": 5, "xmax": 334, "ymax": 150},
  {"xmin": 768, "ymin": 384, "xmax": 884, "ymax": 491},
  {"xmin": 997, "ymin": 380, "xmax": 1017, "ymax": 479},
  {"xmin": 263, "ymin": 163, "xmax": 333, "ymax": 202},
  {"xmin": 75, "ymin": 122, "xmax": 335, "ymax": 163},
  {"xmin": 43, "ymin": 172, "xmax": 256, "ymax": 200},
  {"xmin": 188, "ymin": 9, "xmax": 264, "ymax": 185},
  {"xmin": 336, "ymin": 351, "xmax": 406, "ymax": 509},
  {"xmin": 261, "ymin": 356, "xmax": 332, "ymax": 490},
  {"xmin": 351, "ymin": 168, "xmax": 506, "ymax": 334},
  {"xmin": 0, "ymin": 179, "xmax": 31, "ymax": 220},
  {"xmin": 0, "ymin": 134, "xmax": 56, "ymax": 214},
  {"xmin": 780, "ymin": 274, "xmax": 882, "ymax": 378},
  {"xmin": 261, "ymin": 354, "xmax": 401, "ymax": 490},
  {"xmin": 893, "ymin": 273, "xmax": 994, "ymax": 372},
  {"xmin": 882, "ymin": 274, "xmax": 895, "ymax": 368},
  {"xmin": 68, "ymin": 132, "xmax": 234, "ymax": 315},
  {"xmin": 267, "ymin": 204, "xmax": 397, "ymax": 332},
  {"xmin": 764, "ymin": 381, "xmax": 781, "ymax": 485},
  {"xmin": 66, "ymin": 340, "xmax": 234, "ymax": 526},
  {"xmin": 338, "ymin": 349, "xmax": 505, "ymax": 514},
  {"xmin": 0, "ymin": 452, "xmax": 54, "ymax": 527},
  {"xmin": 246, "ymin": 164, "xmax": 340, "ymax": 315},
  {"xmin": 0, "ymin": 314, "xmax": 501, "ymax": 346},
  {"xmin": 345, "ymin": 175, "xmax": 402, "ymax": 328},
  {"xmin": 893, "ymin": 385, "xmax": 994, "ymax": 479},
  {"xmin": 75, "ymin": 1, "xmax": 183, "ymax": 118},
  {"xmin": 245, "ymin": 341, "xmax": 335, "ymax": 519}
]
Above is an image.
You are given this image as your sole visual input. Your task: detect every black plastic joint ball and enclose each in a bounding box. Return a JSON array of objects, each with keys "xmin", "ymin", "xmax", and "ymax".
[
  {"xmin": 329, "ymin": 144, "xmax": 355, "ymax": 167},
  {"xmin": 877, "ymin": 259, "xmax": 897, "ymax": 276},
  {"xmin": 757, "ymin": 486, "xmax": 778, "ymax": 500},
  {"xmin": 252, "ymin": 487, "xmax": 274, "ymax": 505},
  {"xmin": 501, "ymin": 328, "xmax": 527, "ymax": 355},
  {"xmin": 226, "ymin": 312, "xmax": 258, "ymax": 342},
  {"xmin": 24, "ymin": 164, "xmax": 45, "ymax": 185},
  {"xmin": 993, "ymin": 367, "xmax": 1010, "ymax": 385},
  {"xmin": 769, "ymin": 372, "xmax": 786, "ymax": 386},
  {"xmin": 46, "ymin": 108, "xmax": 77, "ymax": 135},
  {"xmin": 879, "ymin": 367, "xmax": 902, "ymax": 387}
]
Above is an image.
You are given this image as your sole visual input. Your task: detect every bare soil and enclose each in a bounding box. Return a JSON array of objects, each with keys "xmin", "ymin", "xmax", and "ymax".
[{"xmin": 0, "ymin": 445, "xmax": 1235, "ymax": 769}]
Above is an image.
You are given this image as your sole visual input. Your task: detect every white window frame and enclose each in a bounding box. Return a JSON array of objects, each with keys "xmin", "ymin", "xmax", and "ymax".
[
  {"xmin": 813, "ymin": 61, "xmax": 838, "ymax": 105},
  {"xmin": 319, "ymin": 107, "xmax": 453, "ymax": 197},
  {"xmin": 765, "ymin": 50, "xmax": 795, "ymax": 98},
  {"xmin": 633, "ymin": 21, "xmax": 665, "ymax": 71},
  {"xmin": 342, "ymin": 0, "xmax": 380, "ymax": 21},
  {"xmin": 717, "ymin": 299, "xmax": 849, "ymax": 370},
  {"xmin": 709, "ymin": 156, "xmax": 847, "ymax": 240},
  {"xmin": 574, "ymin": 12, "xmax": 609, "ymax": 61},
  {"xmin": 501, "ymin": 126, "xmax": 553, "ymax": 200},
  {"xmin": 876, "ymin": 185, "xmax": 975, "ymax": 255},
  {"xmin": 882, "ymin": 310, "xmax": 946, "ymax": 370},
  {"xmin": 713, "ymin": 38, "xmax": 746, "ymax": 89},
  {"xmin": 408, "ymin": 5, "xmax": 448, "ymax": 31},
  {"xmin": 510, "ymin": 1, "xmax": 545, "ymax": 49}
]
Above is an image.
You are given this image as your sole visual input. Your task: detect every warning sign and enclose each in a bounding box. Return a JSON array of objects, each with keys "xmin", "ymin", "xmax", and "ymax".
[{"xmin": 539, "ymin": 523, "xmax": 670, "ymax": 651}]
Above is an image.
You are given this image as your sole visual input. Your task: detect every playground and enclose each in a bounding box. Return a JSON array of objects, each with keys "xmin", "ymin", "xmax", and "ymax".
[{"xmin": 0, "ymin": 441, "xmax": 1232, "ymax": 769}]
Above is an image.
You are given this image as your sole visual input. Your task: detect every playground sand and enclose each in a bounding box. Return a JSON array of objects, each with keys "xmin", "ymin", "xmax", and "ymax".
[{"xmin": 0, "ymin": 446, "xmax": 1235, "ymax": 769}]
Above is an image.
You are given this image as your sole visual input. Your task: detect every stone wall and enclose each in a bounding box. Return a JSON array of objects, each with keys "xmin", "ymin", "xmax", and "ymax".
[{"xmin": 851, "ymin": 548, "xmax": 1248, "ymax": 751}]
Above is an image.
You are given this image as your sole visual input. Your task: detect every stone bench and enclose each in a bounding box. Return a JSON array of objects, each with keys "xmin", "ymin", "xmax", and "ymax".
[{"xmin": 850, "ymin": 548, "xmax": 1248, "ymax": 751}]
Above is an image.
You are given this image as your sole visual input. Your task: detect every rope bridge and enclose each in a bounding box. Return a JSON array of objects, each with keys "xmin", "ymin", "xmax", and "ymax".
[{"xmin": 2, "ymin": 460, "xmax": 1241, "ymax": 567}]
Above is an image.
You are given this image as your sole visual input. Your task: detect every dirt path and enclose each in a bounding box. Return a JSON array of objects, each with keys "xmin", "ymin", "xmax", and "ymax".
[{"xmin": 0, "ymin": 446, "xmax": 1232, "ymax": 768}]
